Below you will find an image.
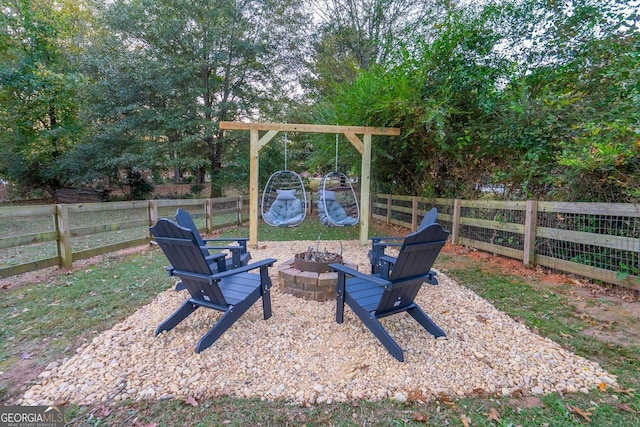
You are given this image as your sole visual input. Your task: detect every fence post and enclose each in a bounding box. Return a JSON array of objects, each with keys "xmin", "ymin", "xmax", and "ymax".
[
  {"xmin": 56, "ymin": 204, "xmax": 73, "ymax": 270},
  {"xmin": 451, "ymin": 199, "xmax": 461, "ymax": 245},
  {"xmin": 386, "ymin": 194, "xmax": 392, "ymax": 225},
  {"xmin": 523, "ymin": 200, "xmax": 538, "ymax": 267},
  {"xmin": 236, "ymin": 196, "xmax": 243, "ymax": 226},
  {"xmin": 411, "ymin": 196, "xmax": 418, "ymax": 232},
  {"xmin": 205, "ymin": 199, "xmax": 214, "ymax": 232},
  {"xmin": 148, "ymin": 200, "xmax": 158, "ymax": 231}
]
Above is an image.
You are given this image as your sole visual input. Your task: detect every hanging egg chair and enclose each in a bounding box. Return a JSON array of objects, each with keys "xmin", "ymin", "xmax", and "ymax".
[
  {"xmin": 318, "ymin": 172, "xmax": 360, "ymax": 226},
  {"xmin": 317, "ymin": 132, "xmax": 360, "ymax": 226},
  {"xmin": 261, "ymin": 133, "xmax": 307, "ymax": 227}
]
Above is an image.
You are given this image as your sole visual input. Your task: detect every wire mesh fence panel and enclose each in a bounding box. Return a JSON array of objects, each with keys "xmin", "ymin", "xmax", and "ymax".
[
  {"xmin": 371, "ymin": 194, "xmax": 391, "ymax": 219},
  {"xmin": 536, "ymin": 204, "xmax": 640, "ymax": 285},
  {"xmin": 421, "ymin": 198, "xmax": 454, "ymax": 231},
  {"xmin": 459, "ymin": 203, "xmax": 526, "ymax": 251},
  {"xmin": 389, "ymin": 196, "xmax": 413, "ymax": 227}
]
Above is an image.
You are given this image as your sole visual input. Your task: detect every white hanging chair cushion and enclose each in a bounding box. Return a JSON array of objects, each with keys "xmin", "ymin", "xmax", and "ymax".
[
  {"xmin": 264, "ymin": 192, "xmax": 304, "ymax": 226},
  {"xmin": 323, "ymin": 190, "xmax": 337, "ymax": 200},
  {"xmin": 319, "ymin": 190, "xmax": 358, "ymax": 226},
  {"xmin": 275, "ymin": 189, "xmax": 297, "ymax": 200}
]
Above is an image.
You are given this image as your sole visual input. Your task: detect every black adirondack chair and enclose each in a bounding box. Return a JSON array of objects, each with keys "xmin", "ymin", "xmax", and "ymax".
[
  {"xmin": 150, "ymin": 218, "xmax": 276, "ymax": 353},
  {"xmin": 331, "ymin": 222, "xmax": 450, "ymax": 362},
  {"xmin": 369, "ymin": 207, "xmax": 438, "ymax": 275},
  {"xmin": 174, "ymin": 208, "xmax": 251, "ymax": 290},
  {"xmin": 176, "ymin": 208, "xmax": 251, "ymax": 269}
]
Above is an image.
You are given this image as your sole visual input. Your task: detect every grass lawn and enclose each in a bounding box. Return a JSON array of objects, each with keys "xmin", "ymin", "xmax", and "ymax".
[{"xmin": 1, "ymin": 217, "xmax": 638, "ymax": 426}]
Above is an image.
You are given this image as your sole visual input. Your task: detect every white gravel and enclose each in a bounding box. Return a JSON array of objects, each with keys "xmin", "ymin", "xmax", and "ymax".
[{"xmin": 19, "ymin": 240, "xmax": 616, "ymax": 406}]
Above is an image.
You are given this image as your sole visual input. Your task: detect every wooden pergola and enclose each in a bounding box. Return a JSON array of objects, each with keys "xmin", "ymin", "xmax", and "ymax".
[{"xmin": 219, "ymin": 122, "xmax": 401, "ymax": 246}]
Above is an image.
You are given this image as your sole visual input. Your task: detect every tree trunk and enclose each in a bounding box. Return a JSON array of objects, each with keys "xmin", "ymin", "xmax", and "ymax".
[
  {"xmin": 195, "ymin": 167, "xmax": 206, "ymax": 184},
  {"xmin": 207, "ymin": 133, "xmax": 224, "ymax": 198}
]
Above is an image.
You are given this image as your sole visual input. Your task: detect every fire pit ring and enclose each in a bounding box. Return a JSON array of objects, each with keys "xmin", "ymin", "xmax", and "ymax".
[{"xmin": 278, "ymin": 253, "xmax": 357, "ymax": 302}]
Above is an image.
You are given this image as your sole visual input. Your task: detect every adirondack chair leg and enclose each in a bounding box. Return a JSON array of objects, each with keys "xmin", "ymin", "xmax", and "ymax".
[
  {"xmin": 155, "ymin": 301, "xmax": 199, "ymax": 336},
  {"xmin": 406, "ymin": 305, "xmax": 446, "ymax": 339},
  {"xmin": 335, "ymin": 272, "xmax": 346, "ymax": 324},
  {"xmin": 195, "ymin": 287, "xmax": 263, "ymax": 353},
  {"xmin": 175, "ymin": 281, "xmax": 185, "ymax": 291},
  {"xmin": 345, "ymin": 294, "xmax": 404, "ymax": 362},
  {"xmin": 260, "ymin": 265, "xmax": 273, "ymax": 320}
]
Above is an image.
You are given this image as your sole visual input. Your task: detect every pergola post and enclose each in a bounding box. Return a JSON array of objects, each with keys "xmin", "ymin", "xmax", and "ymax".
[
  {"xmin": 359, "ymin": 133, "xmax": 372, "ymax": 245},
  {"xmin": 249, "ymin": 128, "xmax": 260, "ymax": 245},
  {"xmin": 219, "ymin": 122, "xmax": 400, "ymax": 246}
]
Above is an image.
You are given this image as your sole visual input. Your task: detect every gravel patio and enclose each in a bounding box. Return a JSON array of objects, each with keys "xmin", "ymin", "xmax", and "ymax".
[{"xmin": 18, "ymin": 240, "xmax": 616, "ymax": 406}]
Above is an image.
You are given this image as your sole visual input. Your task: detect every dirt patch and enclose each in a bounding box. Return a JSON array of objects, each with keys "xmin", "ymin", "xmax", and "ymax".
[
  {"xmin": 509, "ymin": 396, "xmax": 544, "ymax": 409},
  {"xmin": 438, "ymin": 244, "xmax": 640, "ymax": 349}
]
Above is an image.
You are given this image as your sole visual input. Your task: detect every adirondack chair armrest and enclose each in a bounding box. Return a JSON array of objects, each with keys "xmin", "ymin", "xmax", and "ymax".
[
  {"xmin": 379, "ymin": 255, "xmax": 397, "ymax": 265},
  {"xmin": 330, "ymin": 263, "xmax": 391, "ymax": 287},
  {"xmin": 370, "ymin": 236, "xmax": 404, "ymax": 246},
  {"xmin": 211, "ymin": 257, "xmax": 277, "ymax": 279},
  {"xmin": 203, "ymin": 252, "xmax": 227, "ymax": 261},
  {"xmin": 203, "ymin": 237, "xmax": 249, "ymax": 252},
  {"xmin": 203, "ymin": 237, "xmax": 249, "ymax": 242},
  {"xmin": 202, "ymin": 245, "xmax": 245, "ymax": 254}
]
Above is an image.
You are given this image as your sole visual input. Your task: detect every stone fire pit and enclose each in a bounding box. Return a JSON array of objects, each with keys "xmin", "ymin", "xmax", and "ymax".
[{"xmin": 278, "ymin": 250, "xmax": 358, "ymax": 302}]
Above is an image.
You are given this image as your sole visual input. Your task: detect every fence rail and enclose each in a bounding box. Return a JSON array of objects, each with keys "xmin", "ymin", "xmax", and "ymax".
[
  {"xmin": 3, "ymin": 194, "xmax": 639, "ymax": 292},
  {"xmin": 0, "ymin": 197, "xmax": 249, "ymax": 279},
  {"xmin": 371, "ymin": 195, "xmax": 640, "ymax": 292}
]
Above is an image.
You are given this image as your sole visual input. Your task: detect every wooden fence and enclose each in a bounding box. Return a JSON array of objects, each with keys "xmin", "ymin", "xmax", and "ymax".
[
  {"xmin": 371, "ymin": 195, "xmax": 640, "ymax": 292},
  {"xmin": 0, "ymin": 197, "xmax": 248, "ymax": 279},
  {"xmin": 3, "ymin": 194, "xmax": 639, "ymax": 292}
]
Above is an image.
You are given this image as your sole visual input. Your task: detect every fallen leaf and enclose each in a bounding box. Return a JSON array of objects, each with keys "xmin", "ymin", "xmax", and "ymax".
[
  {"xmin": 460, "ymin": 414, "xmax": 471, "ymax": 427},
  {"xmin": 412, "ymin": 412, "xmax": 429, "ymax": 422},
  {"xmin": 612, "ymin": 386, "xmax": 635, "ymax": 396},
  {"xmin": 439, "ymin": 392, "xmax": 456, "ymax": 407},
  {"xmin": 614, "ymin": 403, "xmax": 637, "ymax": 414},
  {"xmin": 559, "ymin": 331, "xmax": 572, "ymax": 338},
  {"xmin": 567, "ymin": 405, "xmax": 592, "ymax": 423},
  {"xmin": 472, "ymin": 388, "xmax": 488, "ymax": 398},
  {"xmin": 408, "ymin": 389, "xmax": 429, "ymax": 403},
  {"xmin": 598, "ymin": 382, "xmax": 607, "ymax": 392},
  {"xmin": 97, "ymin": 406, "xmax": 111, "ymax": 417},
  {"xmin": 485, "ymin": 407, "xmax": 500, "ymax": 422},
  {"xmin": 184, "ymin": 396, "xmax": 198, "ymax": 407}
]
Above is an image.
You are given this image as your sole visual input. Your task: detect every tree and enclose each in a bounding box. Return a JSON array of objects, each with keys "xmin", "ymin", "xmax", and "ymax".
[
  {"xmin": 0, "ymin": 0, "xmax": 89, "ymax": 196},
  {"xmin": 315, "ymin": 0, "xmax": 640, "ymax": 202},
  {"xmin": 316, "ymin": 3, "xmax": 513, "ymax": 197},
  {"xmin": 79, "ymin": 0, "xmax": 312, "ymax": 197}
]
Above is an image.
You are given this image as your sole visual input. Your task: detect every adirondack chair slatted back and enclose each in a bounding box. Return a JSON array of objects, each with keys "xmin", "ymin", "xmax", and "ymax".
[
  {"xmin": 150, "ymin": 219, "xmax": 227, "ymax": 306},
  {"xmin": 388, "ymin": 224, "xmax": 449, "ymax": 281},
  {"xmin": 376, "ymin": 224, "xmax": 449, "ymax": 314},
  {"xmin": 175, "ymin": 208, "xmax": 209, "ymax": 258},
  {"xmin": 418, "ymin": 207, "xmax": 438, "ymax": 231}
]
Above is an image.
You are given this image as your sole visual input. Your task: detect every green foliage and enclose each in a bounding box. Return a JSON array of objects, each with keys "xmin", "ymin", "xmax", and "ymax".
[
  {"xmin": 316, "ymin": 0, "xmax": 640, "ymax": 202},
  {"xmin": 74, "ymin": 0, "xmax": 313, "ymax": 198},
  {"xmin": 0, "ymin": 0, "xmax": 89, "ymax": 195}
]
